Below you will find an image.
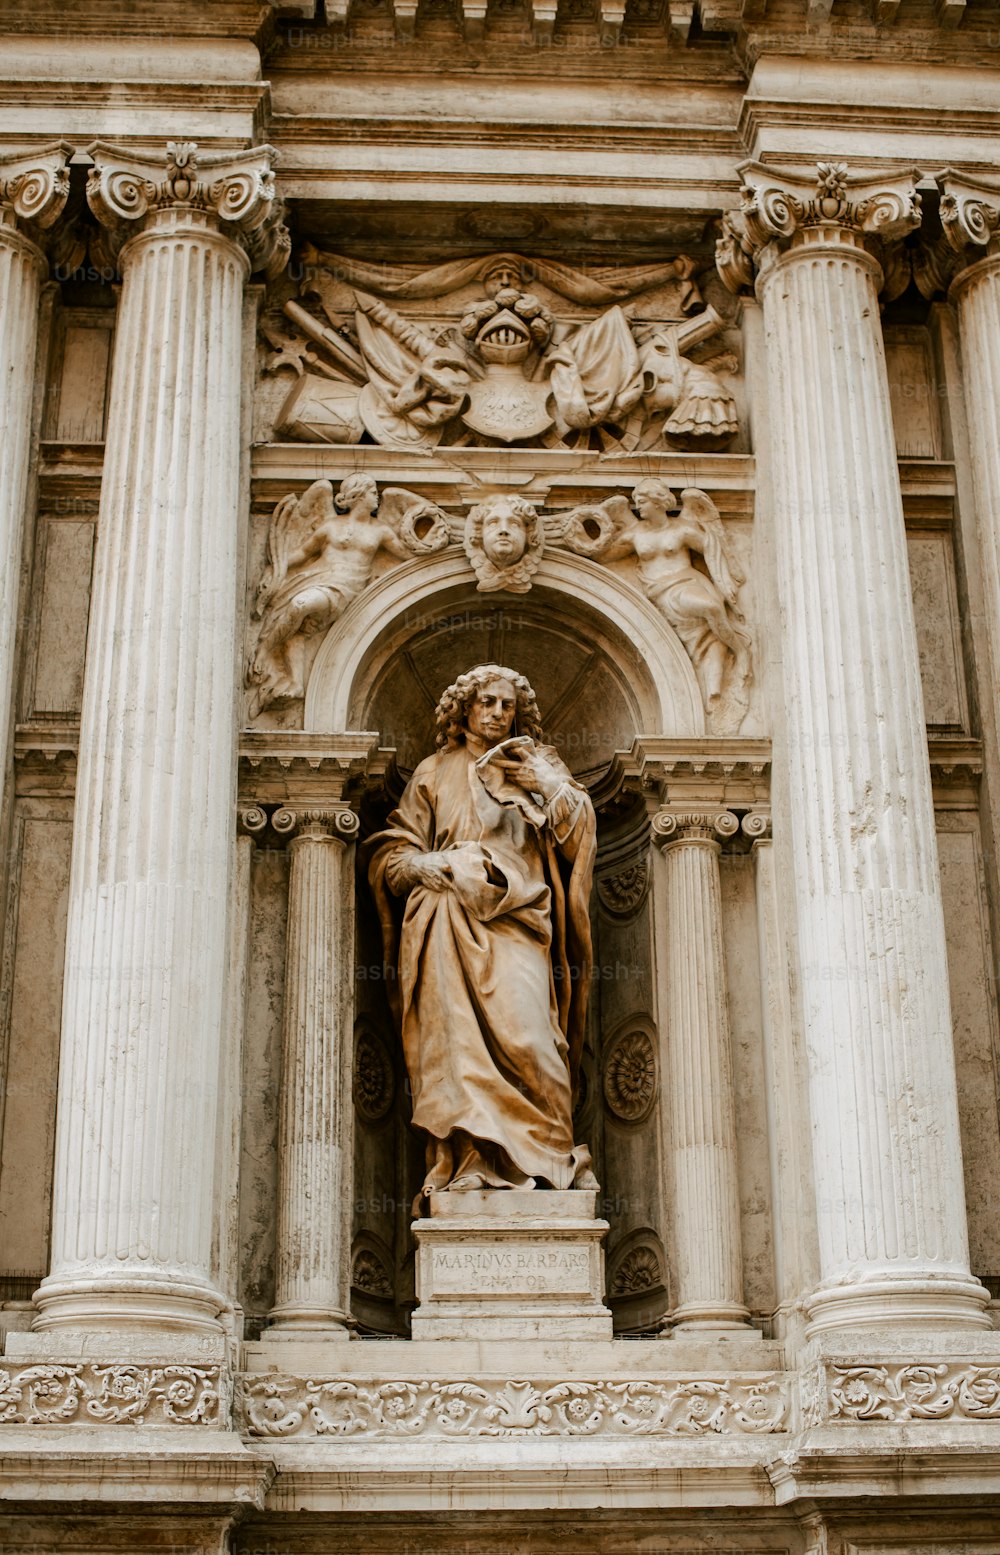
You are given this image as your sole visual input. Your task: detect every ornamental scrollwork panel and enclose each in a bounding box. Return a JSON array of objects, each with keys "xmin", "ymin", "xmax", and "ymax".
[
  {"xmin": 238, "ymin": 1372, "xmax": 788, "ymax": 1439},
  {"xmin": 0, "ymin": 1363, "xmax": 223, "ymax": 1427},
  {"xmin": 803, "ymin": 1361, "xmax": 1000, "ymax": 1426},
  {"xmin": 262, "ymin": 249, "xmax": 739, "ymax": 455}
]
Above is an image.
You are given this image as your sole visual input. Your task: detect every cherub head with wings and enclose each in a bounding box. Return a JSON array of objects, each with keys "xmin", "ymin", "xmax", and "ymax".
[{"xmin": 463, "ymin": 494, "xmax": 544, "ymax": 595}]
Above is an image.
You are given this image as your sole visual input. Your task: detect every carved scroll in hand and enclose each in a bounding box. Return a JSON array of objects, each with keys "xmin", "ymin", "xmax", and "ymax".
[
  {"xmin": 557, "ymin": 483, "xmax": 752, "ymax": 730},
  {"xmin": 264, "ymin": 251, "xmax": 739, "ymax": 454},
  {"xmin": 247, "ymin": 475, "xmax": 449, "ymax": 714}
]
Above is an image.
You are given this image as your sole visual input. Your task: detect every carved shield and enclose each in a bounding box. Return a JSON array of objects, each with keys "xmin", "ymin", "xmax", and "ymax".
[{"xmin": 461, "ymin": 370, "xmax": 553, "ymax": 444}]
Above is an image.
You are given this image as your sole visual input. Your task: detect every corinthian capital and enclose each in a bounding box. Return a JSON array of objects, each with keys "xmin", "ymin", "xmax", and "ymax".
[
  {"xmin": 0, "ymin": 141, "xmax": 72, "ymax": 234},
  {"xmin": 85, "ymin": 139, "xmax": 289, "ymax": 277},
  {"xmin": 717, "ymin": 160, "xmax": 922, "ymax": 294}
]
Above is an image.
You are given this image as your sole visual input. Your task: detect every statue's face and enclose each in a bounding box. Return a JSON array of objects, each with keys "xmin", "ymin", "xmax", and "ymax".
[
  {"xmin": 481, "ymin": 504, "xmax": 527, "ymax": 565},
  {"xmin": 466, "ymin": 677, "xmax": 517, "ymax": 746},
  {"xmin": 635, "ymin": 487, "xmax": 668, "ymax": 524}
]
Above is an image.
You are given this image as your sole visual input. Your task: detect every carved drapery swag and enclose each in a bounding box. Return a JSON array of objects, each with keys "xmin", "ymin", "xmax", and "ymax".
[{"xmin": 262, "ymin": 248, "xmax": 739, "ymax": 453}]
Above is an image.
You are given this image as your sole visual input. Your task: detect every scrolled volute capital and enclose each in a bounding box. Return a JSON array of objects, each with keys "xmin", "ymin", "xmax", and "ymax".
[
  {"xmin": 0, "ymin": 141, "xmax": 73, "ymax": 239},
  {"xmin": 272, "ymin": 805, "xmax": 360, "ymax": 843},
  {"xmin": 938, "ymin": 168, "xmax": 1000, "ymax": 264},
  {"xmin": 740, "ymin": 809, "xmax": 772, "ymax": 842},
  {"xmin": 651, "ymin": 809, "xmax": 739, "ymax": 847},
  {"xmin": 85, "ymin": 139, "xmax": 288, "ymax": 276},
  {"xmin": 237, "ymin": 805, "xmax": 269, "ymax": 839},
  {"xmin": 717, "ymin": 160, "xmax": 922, "ymax": 294}
]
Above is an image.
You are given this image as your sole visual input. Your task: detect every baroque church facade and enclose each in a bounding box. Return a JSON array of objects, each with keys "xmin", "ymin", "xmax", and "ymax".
[{"xmin": 1, "ymin": 1, "xmax": 1000, "ymax": 1550}]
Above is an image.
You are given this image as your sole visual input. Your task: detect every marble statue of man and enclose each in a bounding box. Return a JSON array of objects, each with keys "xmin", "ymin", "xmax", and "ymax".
[{"xmin": 366, "ymin": 664, "xmax": 599, "ymax": 1196}]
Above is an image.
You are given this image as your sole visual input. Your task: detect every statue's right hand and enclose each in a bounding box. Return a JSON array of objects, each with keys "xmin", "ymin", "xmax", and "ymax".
[{"xmin": 410, "ymin": 852, "xmax": 454, "ymax": 892}]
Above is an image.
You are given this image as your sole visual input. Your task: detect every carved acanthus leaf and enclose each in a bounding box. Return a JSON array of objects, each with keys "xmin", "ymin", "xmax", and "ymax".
[
  {"xmin": 86, "ymin": 140, "xmax": 288, "ymax": 275},
  {"xmin": 239, "ymin": 1373, "xmax": 789, "ymax": 1438},
  {"xmin": 717, "ymin": 161, "xmax": 922, "ymax": 293}
]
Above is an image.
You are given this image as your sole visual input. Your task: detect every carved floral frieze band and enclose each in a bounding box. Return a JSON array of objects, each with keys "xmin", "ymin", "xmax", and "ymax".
[
  {"xmin": 247, "ymin": 478, "xmax": 752, "ymax": 729},
  {"xmin": 803, "ymin": 1360, "xmax": 1000, "ymax": 1426},
  {"xmin": 717, "ymin": 161, "xmax": 922, "ymax": 294},
  {"xmin": 86, "ymin": 139, "xmax": 289, "ymax": 276},
  {"xmin": 0, "ymin": 1363, "xmax": 223, "ymax": 1427},
  {"xmin": 239, "ymin": 1373, "xmax": 788, "ymax": 1439},
  {"xmin": 263, "ymin": 248, "xmax": 738, "ymax": 454}
]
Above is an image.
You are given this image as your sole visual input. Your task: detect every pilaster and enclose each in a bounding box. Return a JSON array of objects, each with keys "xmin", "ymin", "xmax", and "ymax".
[
  {"xmin": 35, "ymin": 141, "xmax": 285, "ymax": 1337},
  {"xmin": 718, "ymin": 161, "xmax": 988, "ymax": 1335},
  {"xmin": 0, "ymin": 144, "xmax": 71, "ymax": 825}
]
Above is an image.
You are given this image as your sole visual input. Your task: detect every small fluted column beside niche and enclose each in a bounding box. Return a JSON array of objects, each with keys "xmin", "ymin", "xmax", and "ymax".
[
  {"xmin": 718, "ymin": 162, "xmax": 987, "ymax": 1333},
  {"xmin": 267, "ymin": 805, "xmax": 359, "ymax": 1336},
  {"xmin": 938, "ymin": 172, "xmax": 1000, "ymax": 751},
  {"xmin": 36, "ymin": 142, "xmax": 286, "ymax": 1335},
  {"xmin": 0, "ymin": 146, "xmax": 70, "ymax": 816},
  {"xmin": 651, "ymin": 809, "xmax": 750, "ymax": 1330}
]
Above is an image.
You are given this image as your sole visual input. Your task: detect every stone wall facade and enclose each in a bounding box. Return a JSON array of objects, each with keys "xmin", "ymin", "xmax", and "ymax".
[{"xmin": 2, "ymin": 3, "xmax": 1000, "ymax": 1550}]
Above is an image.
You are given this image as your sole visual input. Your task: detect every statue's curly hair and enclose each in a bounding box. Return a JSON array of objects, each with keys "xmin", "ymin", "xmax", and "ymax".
[
  {"xmin": 334, "ymin": 472, "xmax": 379, "ymax": 513},
  {"xmin": 434, "ymin": 665, "xmax": 543, "ymax": 750}
]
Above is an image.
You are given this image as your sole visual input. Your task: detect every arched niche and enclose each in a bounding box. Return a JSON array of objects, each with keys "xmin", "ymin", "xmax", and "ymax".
[{"xmin": 304, "ymin": 550, "xmax": 704, "ymax": 771}]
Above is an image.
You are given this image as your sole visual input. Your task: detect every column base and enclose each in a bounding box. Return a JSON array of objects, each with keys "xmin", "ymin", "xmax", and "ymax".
[
  {"xmin": 265, "ymin": 1304, "xmax": 356, "ymax": 1339},
  {"xmin": 669, "ymin": 1299, "xmax": 754, "ymax": 1333},
  {"xmin": 411, "ymin": 1188, "xmax": 613, "ymax": 1342},
  {"xmin": 805, "ymin": 1272, "xmax": 991, "ymax": 1337},
  {"xmin": 32, "ymin": 1271, "xmax": 228, "ymax": 1337}
]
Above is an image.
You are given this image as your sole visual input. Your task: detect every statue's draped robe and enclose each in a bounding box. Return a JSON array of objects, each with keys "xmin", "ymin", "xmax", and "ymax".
[{"xmin": 366, "ymin": 742, "xmax": 595, "ymax": 1190}]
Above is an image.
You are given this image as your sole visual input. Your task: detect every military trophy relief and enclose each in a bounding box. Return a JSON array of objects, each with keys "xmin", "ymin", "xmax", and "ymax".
[
  {"xmin": 259, "ymin": 248, "xmax": 740, "ymax": 454},
  {"xmin": 245, "ymin": 474, "xmax": 753, "ymax": 735}
]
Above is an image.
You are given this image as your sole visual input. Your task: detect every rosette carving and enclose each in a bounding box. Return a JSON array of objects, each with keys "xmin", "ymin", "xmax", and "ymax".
[
  {"xmin": 354, "ymin": 1027, "xmax": 395, "ymax": 1122},
  {"xmin": 603, "ymin": 1028, "xmax": 657, "ymax": 1123},
  {"xmin": 717, "ymin": 160, "xmax": 922, "ymax": 294},
  {"xmin": 596, "ymin": 862, "xmax": 649, "ymax": 917},
  {"xmin": 85, "ymin": 139, "xmax": 287, "ymax": 276}
]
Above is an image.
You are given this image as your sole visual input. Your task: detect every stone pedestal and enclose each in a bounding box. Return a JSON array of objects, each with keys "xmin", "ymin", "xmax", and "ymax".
[{"xmin": 411, "ymin": 1190, "xmax": 613, "ymax": 1341}]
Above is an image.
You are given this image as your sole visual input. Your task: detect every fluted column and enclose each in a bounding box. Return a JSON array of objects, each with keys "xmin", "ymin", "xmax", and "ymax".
[
  {"xmin": 652, "ymin": 809, "xmax": 750, "ymax": 1330},
  {"xmin": 938, "ymin": 172, "xmax": 1000, "ymax": 748},
  {"xmin": 718, "ymin": 162, "xmax": 987, "ymax": 1333},
  {"xmin": 0, "ymin": 146, "xmax": 70, "ymax": 810},
  {"xmin": 37, "ymin": 142, "xmax": 285, "ymax": 1335},
  {"xmin": 268, "ymin": 805, "xmax": 359, "ymax": 1335}
]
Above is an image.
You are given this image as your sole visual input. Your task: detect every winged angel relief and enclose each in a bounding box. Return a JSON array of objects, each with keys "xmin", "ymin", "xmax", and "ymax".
[
  {"xmin": 247, "ymin": 474, "xmax": 450, "ymax": 715},
  {"xmin": 248, "ymin": 478, "xmax": 751, "ymax": 730},
  {"xmin": 262, "ymin": 251, "xmax": 739, "ymax": 452}
]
